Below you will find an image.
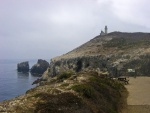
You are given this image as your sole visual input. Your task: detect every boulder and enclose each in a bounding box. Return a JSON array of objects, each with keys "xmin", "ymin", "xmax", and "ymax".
[
  {"xmin": 31, "ymin": 59, "xmax": 49, "ymax": 75},
  {"xmin": 17, "ymin": 61, "xmax": 29, "ymax": 72}
]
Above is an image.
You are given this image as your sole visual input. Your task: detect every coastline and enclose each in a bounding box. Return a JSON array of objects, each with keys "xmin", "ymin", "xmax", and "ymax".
[{"xmin": 0, "ymin": 71, "xmax": 127, "ymax": 113}]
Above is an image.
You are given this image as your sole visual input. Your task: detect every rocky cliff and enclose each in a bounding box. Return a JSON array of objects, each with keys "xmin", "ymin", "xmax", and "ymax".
[{"xmin": 44, "ymin": 32, "xmax": 150, "ymax": 78}]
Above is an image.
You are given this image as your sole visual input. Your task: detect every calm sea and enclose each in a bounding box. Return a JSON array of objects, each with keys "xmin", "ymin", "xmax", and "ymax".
[{"xmin": 0, "ymin": 59, "xmax": 49, "ymax": 102}]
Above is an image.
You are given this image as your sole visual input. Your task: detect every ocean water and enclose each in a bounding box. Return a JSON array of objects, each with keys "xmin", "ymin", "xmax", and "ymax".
[{"xmin": 0, "ymin": 59, "xmax": 47, "ymax": 102}]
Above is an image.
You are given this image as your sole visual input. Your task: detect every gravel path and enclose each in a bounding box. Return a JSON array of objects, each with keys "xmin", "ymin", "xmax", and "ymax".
[{"xmin": 122, "ymin": 77, "xmax": 150, "ymax": 113}]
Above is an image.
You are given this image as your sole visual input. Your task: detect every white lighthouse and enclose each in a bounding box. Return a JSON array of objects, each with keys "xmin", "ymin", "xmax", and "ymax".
[
  {"xmin": 100, "ymin": 26, "xmax": 108, "ymax": 36},
  {"xmin": 105, "ymin": 26, "xmax": 108, "ymax": 34}
]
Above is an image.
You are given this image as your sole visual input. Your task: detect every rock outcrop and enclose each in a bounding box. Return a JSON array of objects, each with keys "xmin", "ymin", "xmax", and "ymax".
[
  {"xmin": 17, "ymin": 61, "xmax": 29, "ymax": 72},
  {"xmin": 48, "ymin": 55, "xmax": 112, "ymax": 76},
  {"xmin": 31, "ymin": 59, "xmax": 49, "ymax": 75}
]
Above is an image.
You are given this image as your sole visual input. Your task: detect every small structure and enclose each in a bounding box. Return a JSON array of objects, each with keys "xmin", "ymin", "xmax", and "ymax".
[
  {"xmin": 127, "ymin": 69, "xmax": 136, "ymax": 77},
  {"xmin": 100, "ymin": 30, "xmax": 105, "ymax": 36},
  {"xmin": 118, "ymin": 76, "xmax": 129, "ymax": 85},
  {"xmin": 105, "ymin": 25, "xmax": 108, "ymax": 34},
  {"xmin": 100, "ymin": 25, "xmax": 108, "ymax": 36},
  {"xmin": 127, "ymin": 69, "xmax": 135, "ymax": 73}
]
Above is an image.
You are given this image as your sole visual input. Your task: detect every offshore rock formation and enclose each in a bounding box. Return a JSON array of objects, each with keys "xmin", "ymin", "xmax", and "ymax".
[
  {"xmin": 31, "ymin": 59, "xmax": 49, "ymax": 75},
  {"xmin": 43, "ymin": 32, "xmax": 150, "ymax": 78},
  {"xmin": 17, "ymin": 61, "xmax": 29, "ymax": 72}
]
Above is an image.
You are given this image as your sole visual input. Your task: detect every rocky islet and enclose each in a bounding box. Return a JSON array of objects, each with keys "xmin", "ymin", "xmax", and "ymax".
[
  {"xmin": 17, "ymin": 59, "xmax": 49, "ymax": 75},
  {"xmin": 17, "ymin": 61, "xmax": 29, "ymax": 72}
]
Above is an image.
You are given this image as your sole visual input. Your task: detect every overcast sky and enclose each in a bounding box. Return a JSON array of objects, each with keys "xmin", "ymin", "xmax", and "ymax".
[{"xmin": 0, "ymin": 0, "xmax": 150, "ymax": 60}]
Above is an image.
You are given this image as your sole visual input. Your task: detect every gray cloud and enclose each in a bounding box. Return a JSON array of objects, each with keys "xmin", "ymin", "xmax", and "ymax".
[{"xmin": 0, "ymin": 0, "xmax": 150, "ymax": 59}]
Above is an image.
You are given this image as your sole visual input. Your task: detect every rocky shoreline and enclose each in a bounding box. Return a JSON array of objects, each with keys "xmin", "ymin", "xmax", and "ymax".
[{"xmin": 0, "ymin": 70, "xmax": 127, "ymax": 113}]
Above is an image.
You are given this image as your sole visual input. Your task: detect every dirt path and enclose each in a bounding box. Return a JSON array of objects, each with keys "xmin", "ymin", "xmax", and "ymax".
[{"xmin": 122, "ymin": 77, "xmax": 150, "ymax": 113}]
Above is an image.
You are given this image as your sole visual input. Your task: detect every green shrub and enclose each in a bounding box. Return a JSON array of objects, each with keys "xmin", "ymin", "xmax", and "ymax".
[
  {"xmin": 71, "ymin": 84, "xmax": 94, "ymax": 98},
  {"xmin": 34, "ymin": 92, "xmax": 83, "ymax": 113},
  {"xmin": 57, "ymin": 71, "xmax": 72, "ymax": 80},
  {"xmin": 87, "ymin": 76, "xmax": 127, "ymax": 113}
]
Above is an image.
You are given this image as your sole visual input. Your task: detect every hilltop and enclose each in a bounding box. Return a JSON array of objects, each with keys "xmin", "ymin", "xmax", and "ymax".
[
  {"xmin": 53, "ymin": 32, "xmax": 150, "ymax": 60},
  {"xmin": 45, "ymin": 31, "xmax": 150, "ymax": 78}
]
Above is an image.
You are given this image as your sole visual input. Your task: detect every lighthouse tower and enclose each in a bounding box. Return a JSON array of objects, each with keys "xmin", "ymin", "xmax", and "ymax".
[
  {"xmin": 100, "ymin": 26, "xmax": 108, "ymax": 36},
  {"xmin": 105, "ymin": 25, "xmax": 108, "ymax": 34}
]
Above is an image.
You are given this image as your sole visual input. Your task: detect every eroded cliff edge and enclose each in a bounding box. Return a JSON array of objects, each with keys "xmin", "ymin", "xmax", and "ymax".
[{"xmin": 43, "ymin": 32, "xmax": 150, "ymax": 79}]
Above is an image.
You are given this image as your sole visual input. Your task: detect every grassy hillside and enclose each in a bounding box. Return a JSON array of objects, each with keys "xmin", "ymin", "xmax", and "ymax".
[
  {"xmin": 53, "ymin": 32, "xmax": 150, "ymax": 60},
  {"xmin": 50, "ymin": 32, "xmax": 150, "ymax": 76},
  {"xmin": 0, "ymin": 71, "xmax": 128, "ymax": 113}
]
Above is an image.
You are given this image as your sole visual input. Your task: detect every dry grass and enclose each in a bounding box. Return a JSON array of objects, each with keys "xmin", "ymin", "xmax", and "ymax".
[{"xmin": 0, "ymin": 71, "xmax": 128, "ymax": 113}]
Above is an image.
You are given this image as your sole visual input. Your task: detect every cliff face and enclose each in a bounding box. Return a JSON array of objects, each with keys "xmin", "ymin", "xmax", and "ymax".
[
  {"xmin": 44, "ymin": 32, "xmax": 150, "ymax": 78},
  {"xmin": 48, "ymin": 56, "xmax": 114, "ymax": 77}
]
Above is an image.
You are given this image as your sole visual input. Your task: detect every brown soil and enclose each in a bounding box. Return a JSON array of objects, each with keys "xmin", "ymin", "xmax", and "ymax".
[{"xmin": 122, "ymin": 77, "xmax": 150, "ymax": 113}]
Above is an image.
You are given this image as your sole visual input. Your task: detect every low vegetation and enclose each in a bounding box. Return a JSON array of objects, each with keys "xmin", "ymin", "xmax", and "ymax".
[
  {"xmin": 72, "ymin": 84, "xmax": 94, "ymax": 98},
  {"xmin": 71, "ymin": 75, "xmax": 127, "ymax": 113},
  {"xmin": 103, "ymin": 37, "xmax": 150, "ymax": 49},
  {"xmin": 57, "ymin": 71, "xmax": 73, "ymax": 80},
  {"xmin": 0, "ymin": 71, "xmax": 127, "ymax": 113},
  {"xmin": 34, "ymin": 92, "xmax": 87, "ymax": 113}
]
